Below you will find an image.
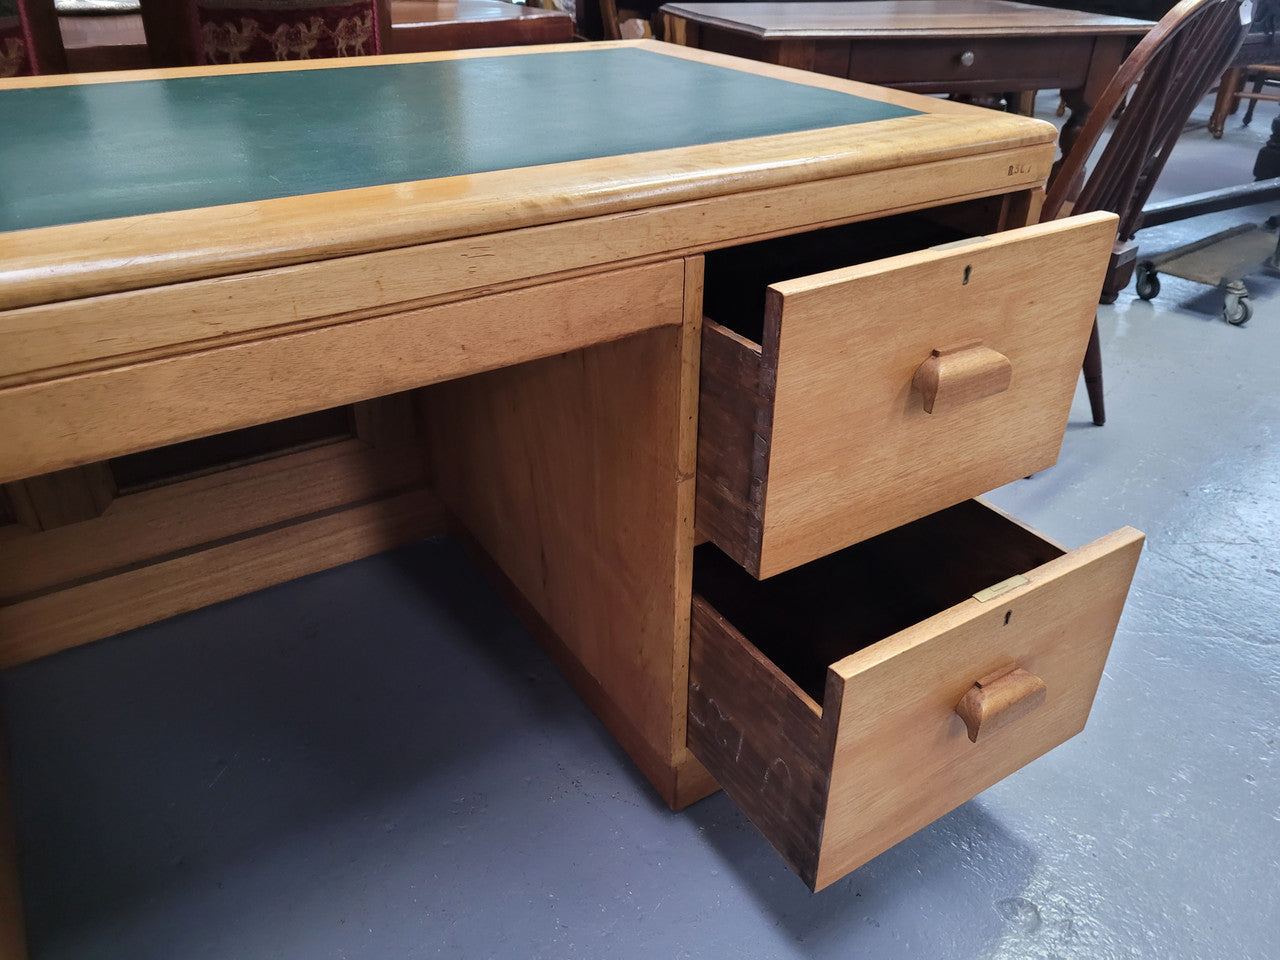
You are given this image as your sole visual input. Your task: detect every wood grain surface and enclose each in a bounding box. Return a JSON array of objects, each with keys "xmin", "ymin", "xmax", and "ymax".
[
  {"xmin": 0, "ymin": 487, "xmax": 444, "ymax": 668},
  {"xmin": 420, "ymin": 265, "xmax": 706, "ymax": 809},
  {"xmin": 816, "ymin": 523, "xmax": 1144, "ymax": 888},
  {"xmin": 688, "ymin": 502, "xmax": 1143, "ymax": 890},
  {"xmin": 688, "ymin": 594, "xmax": 831, "ymax": 887},
  {"xmin": 0, "ymin": 437, "xmax": 430, "ymax": 605},
  {"xmin": 0, "ymin": 261, "xmax": 684, "ymax": 482},
  {"xmin": 756, "ymin": 212, "xmax": 1117, "ymax": 577}
]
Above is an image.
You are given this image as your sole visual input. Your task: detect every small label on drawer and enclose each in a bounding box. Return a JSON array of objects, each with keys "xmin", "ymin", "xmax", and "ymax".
[
  {"xmin": 930, "ymin": 236, "xmax": 989, "ymax": 251},
  {"xmin": 973, "ymin": 575, "xmax": 1030, "ymax": 602}
]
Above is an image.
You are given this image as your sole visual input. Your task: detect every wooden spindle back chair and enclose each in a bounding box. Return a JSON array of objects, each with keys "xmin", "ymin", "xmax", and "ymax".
[{"xmin": 1041, "ymin": 0, "xmax": 1246, "ymax": 425}]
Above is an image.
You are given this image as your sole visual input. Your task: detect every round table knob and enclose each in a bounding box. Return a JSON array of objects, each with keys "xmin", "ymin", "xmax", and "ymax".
[{"xmin": 958, "ymin": 50, "xmax": 976, "ymax": 68}]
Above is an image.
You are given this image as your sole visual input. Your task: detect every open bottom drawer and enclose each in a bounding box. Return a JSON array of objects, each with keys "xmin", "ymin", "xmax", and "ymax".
[{"xmin": 688, "ymin": 500, "xmax": 1143, "ymax": 890}]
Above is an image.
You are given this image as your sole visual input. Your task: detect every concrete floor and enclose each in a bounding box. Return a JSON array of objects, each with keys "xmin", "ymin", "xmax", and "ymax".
[{"xmin": 4, "ymin": 96, "xmax": 1279, "ymax": 959}]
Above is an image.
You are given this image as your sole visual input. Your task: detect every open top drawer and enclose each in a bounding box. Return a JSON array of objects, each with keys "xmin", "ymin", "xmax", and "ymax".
[
  {"xmin": 696, "ymin": 211, "xmax": 1119, "ymax": 579},
  {"xmin": 688, "ymin": 499, "xmax": 1143, "ymax": 890}
]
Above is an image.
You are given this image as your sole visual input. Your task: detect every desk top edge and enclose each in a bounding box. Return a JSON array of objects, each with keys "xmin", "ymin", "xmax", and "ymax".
[{"xmin": 0, "ymin": 42, "xmax": 1060, "ymax": 310}]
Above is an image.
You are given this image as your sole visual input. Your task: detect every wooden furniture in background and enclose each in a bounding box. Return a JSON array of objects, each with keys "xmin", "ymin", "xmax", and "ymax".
[
  {"xmin": 659, "ymin": 0, "xmax": 1153, "ymax": 159},
  {"xmin": 1212, "ymin": 63, "xmax": 1280, "ymax": 133},
  {"xmin": 0, "ymin": 0, "xmax": 67, "ymax": 75},
  {"xmin": 1041, "ymin": 0, "xmax": 1246, "ymax": 425},
  {"xmin": 138, "ymin": 0, "xmax": 392, "ymax": 66},
  {"xmin": 57, "ymin": 8, "xmax": 147, "ymax": 70},
  {"xmin": 57, "ymin": 0, "xmax": 570, "ymax": 70},
  {"xmin": 1, "ymin": 41, "xmax": 1141, "ymax": 950},
  {"xmin": 1208, "ymin": 5, "xmax": 1280, "ymax": 138},
  {"xmin": 390, "ymin": 0, "xmax": 571, "ymax": 53}
]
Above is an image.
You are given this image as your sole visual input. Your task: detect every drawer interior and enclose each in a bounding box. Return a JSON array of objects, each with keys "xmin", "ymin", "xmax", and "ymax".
[
  {"xmin": 693, "ymin": 499, "xmax": 1063, "ymax": 706},
  {"xmin": 702, "ymin": 206, "xmax": 974, "ymax": 344}
]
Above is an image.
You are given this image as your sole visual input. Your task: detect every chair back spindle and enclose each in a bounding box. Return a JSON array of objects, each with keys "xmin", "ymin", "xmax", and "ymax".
[
  {"xmin": 1041, "ymin": 0, "xmax": 1245, "ymax": 427},
  {"xmin": 1045, "ymin": 0, "xmax": 1246, "ymax": 232}
]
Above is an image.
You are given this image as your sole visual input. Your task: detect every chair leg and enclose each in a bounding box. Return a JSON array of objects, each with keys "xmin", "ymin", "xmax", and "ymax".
[
  {"xmin": 1209, "ymin": 68, "xmax": 1245, "ymax": 137},
  {"xmin": 1243, "ymin": 76, "xmax": 1266, "ymax": 126},
  {"xmin": 1082, "ymin": 319, "xmax": 1105, "ymax": 426}
]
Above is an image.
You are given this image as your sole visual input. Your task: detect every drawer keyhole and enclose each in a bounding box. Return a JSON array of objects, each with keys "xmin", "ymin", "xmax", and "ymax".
[{"xmin": 963, "ymin": 265, "xmax": 972, "ymax": 285}]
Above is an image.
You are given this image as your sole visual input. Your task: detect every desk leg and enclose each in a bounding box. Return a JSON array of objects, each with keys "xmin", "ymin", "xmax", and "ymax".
[
  {"xmin": 0, "ymin": 705, "xmax": 27, "ymax": 960},
  {"xmin": 421, "ymin": 258, "xmax": 716, "ymax": 810}
]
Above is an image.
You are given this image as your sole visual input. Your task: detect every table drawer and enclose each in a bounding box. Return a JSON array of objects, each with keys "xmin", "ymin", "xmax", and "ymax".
[
  {"xmin": 842, "ymin": 36, "xmax": 1095, "ymax": 92},
  {"xmin": 688, "ymin": 499, "xmax": 1144, "ymax": 891},
  {"xmin": 696, "ymin": 211, "xmax": 1118, "ymax": 579}
]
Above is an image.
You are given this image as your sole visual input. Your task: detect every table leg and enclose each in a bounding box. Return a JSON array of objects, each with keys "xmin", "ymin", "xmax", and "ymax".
[
  {"xmin": 1059, "ymin": 35, "xmax": 1129, "ymax": 164},
  {"xmin": 1210, "ymin": 67, "xmax": 1245, "ymax": 138}
]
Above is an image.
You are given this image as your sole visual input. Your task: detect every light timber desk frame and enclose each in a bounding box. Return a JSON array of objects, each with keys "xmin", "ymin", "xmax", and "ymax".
[{"xmin": 0, "ymin": 41, "xmax": 1101, "ymax": 952}]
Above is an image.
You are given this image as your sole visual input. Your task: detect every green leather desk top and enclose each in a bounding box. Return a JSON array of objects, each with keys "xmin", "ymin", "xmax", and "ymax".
[{"xmin": 0, "ymin": 46, "xmax": 916, "ymax": 233}]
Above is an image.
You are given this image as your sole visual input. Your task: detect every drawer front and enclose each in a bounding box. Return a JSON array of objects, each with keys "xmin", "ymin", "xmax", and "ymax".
[
  {"xmin": 843, "ymin": 37, "xmax": 1095, "ymax": 92},
  {"xmin": 698, "ymin": 211, "xmax": 1118, "ymax": 579},
  {"xmin": 813, "ymin": 521, "xmax": 1143, "ymax": 888},
  {"xmin": 687, "ymin": 501, "xmax": 1143, "ymax": 890},
  {"xmin": 0, "ymin": 260, "xmax": 686, "ymax": 482}
]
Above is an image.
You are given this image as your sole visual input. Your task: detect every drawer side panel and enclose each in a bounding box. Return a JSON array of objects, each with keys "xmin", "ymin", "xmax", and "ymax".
[
  {"xmin": 695, "ymin": 321, "xmax": 774, "ymax": 574},
  {"xmin": 688, "ymin": 596, "xmax": 831, "ymax": 886}
]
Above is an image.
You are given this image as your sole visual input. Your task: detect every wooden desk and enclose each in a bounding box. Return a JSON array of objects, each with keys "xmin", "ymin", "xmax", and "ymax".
[
  {"xmin": 660, "ymin": 0, "xmax": 1153, "ymax": 156},
  {"xmin": 0, "ymin": 41, "xmax": 1140, "ymax": 951}
]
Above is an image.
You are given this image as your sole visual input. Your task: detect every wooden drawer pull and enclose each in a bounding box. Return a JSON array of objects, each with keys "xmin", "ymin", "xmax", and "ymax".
[
  {"xmin": 912, "ymin": 339, "xmax": 1012, "ymax": 414},
  {"xmin": 955, "ymin": 665, "xmax": 1046, "ymax": 743}
]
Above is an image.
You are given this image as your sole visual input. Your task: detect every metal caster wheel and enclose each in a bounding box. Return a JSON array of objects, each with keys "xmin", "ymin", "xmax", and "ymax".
[
  {"xmin": 1135, "ymin": 262, "xmax": 1160, "ymax": 301},
  {"xmin": 1223, "ymin": 280, "xmax": 1251, "ymax": 325},
  {"xmin": 1223, "ymin": 295, "xmax": 1252, "ymax": 325}
]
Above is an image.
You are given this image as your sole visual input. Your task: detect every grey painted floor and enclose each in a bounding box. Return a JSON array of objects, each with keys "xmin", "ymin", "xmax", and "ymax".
[{"xmin": 4, "ymin": 96, "xmax": 1279, "ymax": 959}]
